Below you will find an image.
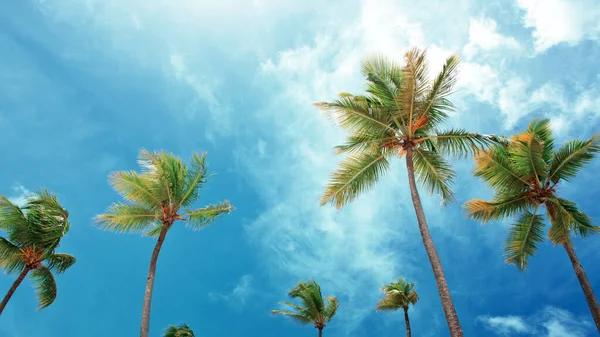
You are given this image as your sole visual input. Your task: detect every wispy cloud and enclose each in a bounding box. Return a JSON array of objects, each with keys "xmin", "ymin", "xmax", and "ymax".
[
  {"xmin": 209, "ymin": 274, "xmax": 255, "ymax": 309},
  {"xmin": 478, "ymin": 306, "xmax": 593, "ymax": 336},
  {"xmin": 7, "ymin": 184, "xmax": 31, "ymax": 207}
]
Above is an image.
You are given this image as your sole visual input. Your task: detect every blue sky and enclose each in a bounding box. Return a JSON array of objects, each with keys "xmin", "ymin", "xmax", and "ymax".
[{"xmin": 1, "ymin": 0, "xmax": 600, "ymax": 336}]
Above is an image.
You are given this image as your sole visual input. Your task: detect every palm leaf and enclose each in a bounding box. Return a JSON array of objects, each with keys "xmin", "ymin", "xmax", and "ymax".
[
  {"xmin": 0, "ymin": 196, "xmax": 28, "ymax": 232},
  {"xmin": 418, "ymin": 53, "xmax": 460, "ymax": 129},
  {"xmin": 527, "ymin": 119, "xmax": 554, "ymax": 163},
  {"xmin": 184, "ymin": 201, "xmax": 233, "ymax": 230},
  {"xmin": 178, "ymin": 152, "xmax": 209, "ymax": 208},
  {"xmin": 320, "ymin": 150, "xmax": 391, "ymax": 209},
  {"xmin": 464, "ymin": 193, "xmax": 530, "ymax": 223},
  {"xmin": 324, "ymin": 296, "xmax": 339, "ymax": 322},
  {"xmin": 271, "ymin": 310, "xmax": 313, "ymax": 325},
  {"xmin": 164, "ymin": 324, "xmax": 195, "ymax": 337},
  {"xmin": 508, "ymin": 131, "xmax": 547, "ymax": 184},
  {"xmin": 109, "ymin": 171, "xmax": 162, "ymax": 208},
  {"xmin": 30, "ymin": 266, "xmax": 57, "ymax": 310},
  {"xmin": 474, "ymin": 146, "xmax": 529, "ymax": 191},
  {"xmin": 412, "ymin": 148, "xmax": 455, "ymax": 204},
  {"xmin": 0, "ymin": 237, "xmax": 25, "ymax": 274},
  {"xmin": 548, "ymin": 134, "xmax": 600, "ymax": 183},
  {"xmin": 429, "ymin": 129, "xmax": 493, "ymax": 158},
  {"xmin": 504, "ymin": 209, "xmax": 545, "ymax": 270},
  {"xmin": 95, "ymin": 203, "xmax": 158, "ymax": 234},
  {"xmin": 547, "ymin": 198, "xmax": 597, "ymax": 240},
  {"xmin": 45, "ymin": 253, "xmax": 76, "ymax": 274}
]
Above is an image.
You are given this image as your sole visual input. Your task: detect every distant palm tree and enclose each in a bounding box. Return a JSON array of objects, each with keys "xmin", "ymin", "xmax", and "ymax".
[
  {"xmin": 0, "ymin": 190, "xmax": 76, "ymax": 315},
  {"xmin": 96, "ymin": 149, "xmax": 234, "ymax": 337},
  {"xmin": 376, "ymin": 278, "xmax": 419, "ymax": 337},
  {"xmin": 465, "ymin": 119, "xmax": 600, "ymax": 333},
  {"xmin": 164, "ymin": 323, "xmax": 195, "ymax": 337},
  {"xmin": 316, "ymin": 48, "xmax": 497, "ymax": 337},
  {"xmin": 272, "ymin": 280, "xmax": 339, "ymax": 337}
]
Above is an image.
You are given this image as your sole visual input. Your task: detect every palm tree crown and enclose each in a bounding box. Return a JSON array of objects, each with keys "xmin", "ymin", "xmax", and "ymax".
[
  {"xmin": 0, "ymin": 190, "xmax": 76, "ymax": 310},
  {"xmin": 96, "ymin": 149, "xmax": 233, "ymax": 235},
  {"xmin": 164, "ymin": 324, "xmax": 195, "ymax": 337},
  {"xmin": 272, "ymin": 280, "xmax": 339, "ymax": 331},
  {"xmin": 316, "ymin": 48, "xmax": 495, "ymax": 208},
  {"xmin": 376, "ymin": 278, "xmax": 419, "ymax": 311},
  {"xmin": 465, "ymin": 119, "xmax": 599, "ymax": 268}
]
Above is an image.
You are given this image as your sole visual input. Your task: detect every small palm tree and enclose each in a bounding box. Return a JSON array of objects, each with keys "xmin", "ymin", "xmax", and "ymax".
[
  {"xmin": 465, "ymin": 119, "xmax": 600, "ymax": 333},
  {"xmin": 316, "ymin": 47, "xmax": 496, "ymax": 337},
  {"xmin": 272, "ymin": 280, "xmax": 339, "ymax": 337},
  {"xmin": 96, "ymin": 149, "xmax": 234, "ymax": 337},
  {"xmin": 0, "ymin": 190, "xmax": 76, "ymax": 315},
  {"xmin": 376, "ymin": 278, "xmax": 419, "ymax": 337},
  {"xmin": 164, "ymin": 324, "xmax": 195, "ymax": 337}
]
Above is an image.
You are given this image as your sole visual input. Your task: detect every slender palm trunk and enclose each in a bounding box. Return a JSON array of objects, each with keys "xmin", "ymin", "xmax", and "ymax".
[
  {"xmin": 0, "ymin": 267, "xmax": 29, "ymax": 315},
  {"xmin": 318, "ymin": 327, "xmax": 323, "ymax": 337},
  {"xmin": 403, "ymin": 306, "xmax": 411, "ymax": 337},
  {"xmin": 563, "ymin": 241, "xmax": 600, "ymax": 333},
  {"xmin": 140, "ymin": 226, "xmax": 169, "ymax": 337},
  {"xmin": 405, "ymin": 147, "xmax": 463, "ymax": 337}
]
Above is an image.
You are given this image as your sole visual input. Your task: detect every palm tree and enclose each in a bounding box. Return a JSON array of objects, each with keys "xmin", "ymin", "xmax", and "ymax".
[
  {"xmin": 464, "ymin": 119, "xmax": 600, "ymax": 333},
  {"xmin": 96, "ymin": 149, "xmax": 234, "ymax": 337},
  {"xmin": 0, "ymin": 190, "xmax": 76, "ymax": 315},
  {"xmin": 272, "ymin": 280, "xmax": 339, "ymax": 337},
  {"xmin": 376, "ymin": 278, "xmax": 419, "ymax": 337},
  {"xmin": 164, "ymin": 324, "xmax": 195, "ymax": 337},
  {"xmin": 316, "ymin": 47, "xmax": 496, "ymax": 337}
]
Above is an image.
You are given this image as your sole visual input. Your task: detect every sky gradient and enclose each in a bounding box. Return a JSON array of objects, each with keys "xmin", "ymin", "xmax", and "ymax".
[{"xmin": 1, "ymin": 0, "xmax": 600, "ymax": 336}]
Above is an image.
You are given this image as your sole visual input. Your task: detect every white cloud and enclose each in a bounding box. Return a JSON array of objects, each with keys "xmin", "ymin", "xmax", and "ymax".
[
  {"xmin": 457, "ymin": 62, "xmax": 501, "ymax": 103},
  {"xmin": 463, "ymin": 17, "xmax": 520, "ymax": 58},
  {"xmin": 208, "ymin": 274, "xmax": 255, "ymax": 308},
  {"xmin": 516, "ymin": 0, "xmax": 600, "ymax": 53},
  {"xmin": 478, "ymin": 306, "xmax": 593, "ymax": 336},
  {"xmin": 498, "ymin": 77, "xmax": 532, "ymax": 129},
  {"xmin": 478, "ymin": 315, "xmax": 531, "ymax": 335},
  {"xmin": 7, "ymin": 184, "xmax": 32, "ymax": 207}
]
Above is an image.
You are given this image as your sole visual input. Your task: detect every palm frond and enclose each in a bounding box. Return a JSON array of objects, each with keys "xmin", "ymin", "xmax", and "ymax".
[
  {"xmin": 508, "ymin": 131, "xmax": 547, "ymax": 184},
  {"xmin": 95, "ymin": 203, "xmax": 158, "ymax": 234},
  {"xmin": 324, "ymin": 296, "xmax": 339, "ymax": 322},
  {"xmin": 464, "ymin": 193, "xmax": 530, "ymax": 223},
  {"xmin": 547, "ymin": 198, "xmax": 597, "ymax": 241},
  {"xmin": 412, "ymin": 148, "xmax": 455, "ymax": 204},
  {"xmin": 0, "ymin": 237, "xmax": 25, "ymax": 274},
  {"xmin": 320, "ymin": 151, "xmax": 391, "ymax": 209},
  {"xmin": 401, "ymin": 47, "xmax": 430, "ymax": 136},
  {"xmin": 184, "ymin": 201, "xmax": 233, "ymax": 230},
  {"xmin": 178, "ymin": 152, "xmax": 209, "ymax": 209},
  {"xmin": 527, "ymin": 119, "xmax": 554, "ymax": 163},
  {"xmin": 474, "ymin": 146, "xmax": 529, "ymax": 191},
  {"xmin": 45, "ymin": 253, "xmax": 76, "ymax": 274},
  {"xmin": 164, "ymin": 324, "xmax": 195, "ymax": 337},
  {"xmin": 418, "ymin": 53, "xmax": 460, "ymax": 129},
  {"xmin": 429, "ymin": 129, "xmax": 493, "ymax": 158},
  {"xmin": 375, "ymin": 297, "xmax": 402, "ymax": 311},
  {"xmin": 334, "ymin": 133, "xmax": 395, "ymax": 155},
  {"xmin": 0, "ymin": 195, "xmax": 28, "ymax": 232},
  {"xmin": 30, "ymin": 266, "xmax": 57, "ymax": 310},
  {"xmin": 548, "ymin": 134, "xmax": 600, "ymax": 183},
  {"xmin": 505, "ymin": 209, "xmax": 545, "ymax": 270},
  {"xmin": 271, "ymin": 310, "xmax": 313, "ymax": 325},
  {"xmin": 109, "ymin": 171, "xmax": 162, "ymax": 208}
]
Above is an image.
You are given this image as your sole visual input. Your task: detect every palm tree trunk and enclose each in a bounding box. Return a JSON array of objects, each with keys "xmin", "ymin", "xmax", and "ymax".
[
  {"xmin": 563, "ymin": 241, "xmax": 600, "ymax": 333},
  {"xmin": 405, "ymin": 147, "xmax": 463, "ymax": 337},
  {"xmin": 318, "ymin": 327, "xmax": 323, "ymax": 337},
  {"xmin": 404, "ymin": 306, "xmax": 411, "ymax": 337},
  {"xmin": 140, "ymin": 226, "xmax": 168, "ymax": 337},
  {"xmin": 0, "ymin": 267, "xmax": 29, "ymax": 315}
]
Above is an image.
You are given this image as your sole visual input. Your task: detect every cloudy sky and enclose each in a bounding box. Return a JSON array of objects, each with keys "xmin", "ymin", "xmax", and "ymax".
[{"xmin": 1, "ymin": 0, "xmax": 600, "ymax": 336}]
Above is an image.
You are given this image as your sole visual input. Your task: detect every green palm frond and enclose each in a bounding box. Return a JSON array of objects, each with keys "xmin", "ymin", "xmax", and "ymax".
[
  {"xmin": 549, "ymin": 134, "xmax": 600, "ymax": 183},
  {"xmin": 0, "ymin": 196, "xmax": 28, "ymax": 232},
  {"xmin": 509, "ymin": 131, "xmax": 547, "ymax": 184},
  {"xmin": 429, "ymin": 129, "xmax": 494, "ymax": 158},
  {"xmin": 164, "ymin": 324, "xmax": 195, "ymax": 337},
  {"xmin": 401, "ymin": 48, "xmax": 430, "ymax": 136},
  {"xmin": 464, "ymin": 193, "xmax": 530, "ymax": 223},
  {"xmin": 324, "ymin": 296, "xmax": 339, "ymax": 321},
  {"xmin": 271, "ymin": 310, "xmax": 313, "ymax": 325},
  {"xmin": 375, "ymin": 297, "xmax": 402, "ymax": 311},
  {"xmin": 505, "ymin": 209, "xmax": 546, "ymax": 270},
  {"xmin": 109, "ymin": 171, "xmax": 162, "ymax": 208},
  {"xmin": 334, "ymin": 133, "xmax": 394, "ymax": 155},
  {"xmin": 526, "ymin": 119, "xmax": 554, "ymax": 163},
  {"xmin": 179, "ymin": 152, "xmax": 209, "ymax": 209},
  {"xmin": 320, "ymin": 151, "xmax": 391, "ymax": 209},
  {"xmin": 547, "ymin": 198, "xmax": 597, "ymax": 240},
  {"xmin": 419, "ymin": 53, "xmax": 460, "ymax": 128},
  {"xmin": 45, "ymin": 253, "xmax": 76, "ymax": 274},
  {"xmin": 412, "ymin": 148, "xmax": 455, "ymax": 204},
  {"xmin": 0, "ymin": 237, "xmax": 25, "ymax": 274},
  {"xmin": 474, "ymin": 146, "xmax": 529, "ymax": 191},
  {"xmin": 376, "ymin": 277, "xmax": 419, "ymax": 312},
  {"xmin": 95, "ymin": 203, "xmax": 158, "ymax": 234},
  {"xmin": 30, "ymin": 266, "xmax": 57, "ymax": 310},
  {"xmin": 185, "ymin": 201, "xmax": 233, "ymax": 230}
]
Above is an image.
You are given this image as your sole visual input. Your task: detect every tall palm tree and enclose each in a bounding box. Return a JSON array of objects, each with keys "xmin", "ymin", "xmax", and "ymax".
[
  {"xmin": 164, "ymin": 324, "xmax": 195, "ymax": 337},
  {"xmin": 316, "ymin": 47, "xmax": 496, "ymax": 337},
  {"xmin": 376, "ymin": 277, "xmax": 419, "ymax": 337},
  {"xmin": 96, "ymin": 149, "xmax": 234, "ymax": 337},
  {"xmin": 0, "ymin": 190, "xmax": 76, "ymax": 315},
  {"xmin": 464, "ymin": 119, "xmax": 600, "ymax": 333},
  {"xmin": 272, "ymin": 280, "xmax": 339, "ymax": 337}
]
